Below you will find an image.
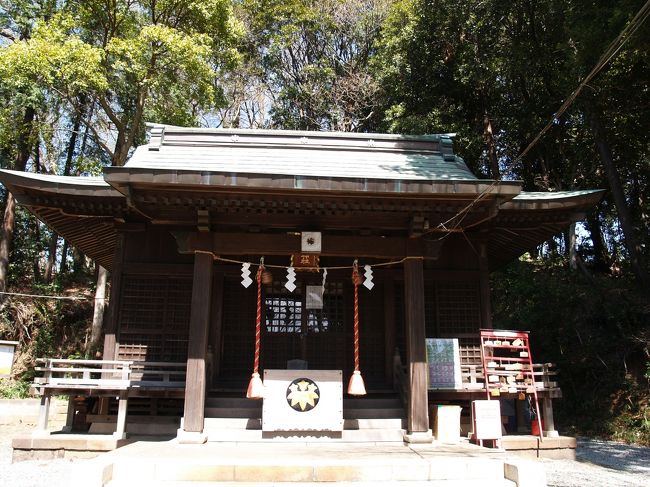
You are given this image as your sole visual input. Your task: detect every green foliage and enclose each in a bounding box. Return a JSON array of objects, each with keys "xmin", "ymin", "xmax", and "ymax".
[
  {"xmin": 0, "ymin": 15, "xmax": 108, "ymax": 98},
  {"xmin": 0, "ymin": 285, "xmax": 94, "ymax": 375},
  {"xmin": 492, "ymin": 259, "xmax": 650, "ymax": 444},
  {"xmin": 0, "ymin": 378, "xmax": 31, "ymax": 398},
  {"xmin": 0, "ymin": 0, "xmax": 244, "ymax": 167},
  {"xmin": 239, "ymin": 0, "xmax": 389, "ymax": 131}
]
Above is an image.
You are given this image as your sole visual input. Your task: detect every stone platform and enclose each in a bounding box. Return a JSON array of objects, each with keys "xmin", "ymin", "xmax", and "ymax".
[
  {"xmin": 501, "ymin": 435, "xmax": 577, "ymax": 460},
  {"xmin": 88, "ymin": 440, "xmax": 546, "ymax": 487}
]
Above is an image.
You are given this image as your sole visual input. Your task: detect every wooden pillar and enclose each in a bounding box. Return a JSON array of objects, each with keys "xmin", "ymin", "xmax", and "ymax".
[
  {"xmin": 478, "ymin": 242, "xmax": 493, "ymax": 329},
  {"xmin": 103, "ymin": 234, "xmax": 125, "ymax": 360},
  {"xmin": 114, "ymin": 391, "xmax": 128, "ymax": 439},
  {"xmin": 181, "ymin": 251, "xmax": 214, "ymax": 440},
  {"xmin": 404, "ymin": 258, "xmax": 431, "ymax": 442},
  {"xmin": 542, "ymin": 396, "xmax": 559, "ymax": 438},
  {"xmin": 208, "ymin": 271, "xmax": 224, "ymax": 385},
  {"xmin": 36, "ymin": 394, "xmax": 51, "ymax": 434},
  {"xmin": 62, "ymin": 397, "xmax": 75, "ymax": 432},
  {"xmin": 384, "ymin": 280, "xmax": 396, "ymax": 388}
]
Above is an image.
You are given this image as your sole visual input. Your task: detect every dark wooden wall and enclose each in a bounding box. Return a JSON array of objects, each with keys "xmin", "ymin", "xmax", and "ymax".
[{"xmin": 106, "ymin": 228, "xmax": 490, "ymax": 385}]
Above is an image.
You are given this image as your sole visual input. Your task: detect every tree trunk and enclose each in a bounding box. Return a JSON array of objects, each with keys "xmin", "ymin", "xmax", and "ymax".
[
  {"xmin": 72, "ymin": 247, "xmax": 84, "ymax": 274},
  {"xmin": 59, "ymin": 240, "xmax": 69, "ymax": 275},
  {"xmin": 483, "ymin": 113, "xmax": 500, "ymax": 179},
  {"xmin": 0, "ymin": 106, "xmax": 35, "ymax": 298},
  {"xmin": 88, "ymin": 265, "xmax": 108, "ymax": 352},
  {"xmin": 43, "ymin": 233, "xmax": 58, "ymax": 283},
  {"xmin": 589, "ymin": 109, "xmax": 649, "ymax": 287},
  {"xmin": 546, "ymin": 237, "xmax": 558, "ymax": 259},
  {"xmin": 31, "ymin": 218, "xmax": 41, "ymax": 282},
  {"xmin": 64, "ymin": 99, "xmax": 85, "ymax": 176},
  {"xmin": 585, "ymin": 210, "xmax": 610, "ymax": 273},
  {"xmin": 567, "ymin": 223, "xmax": 577, "ymax": 271}
]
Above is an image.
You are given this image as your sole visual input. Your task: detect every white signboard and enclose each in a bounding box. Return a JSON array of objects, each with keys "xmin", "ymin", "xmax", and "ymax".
[
  {"xmin": 0, "ymin": 341, "xmax": 18, "ymax": 377},
  {"xmin": 472, "ymin": 400, "xmax": 502, "ymax": 440},
  {"xmin": 262, "ymin": 369, "xmax": 343, "ymax": 432}
]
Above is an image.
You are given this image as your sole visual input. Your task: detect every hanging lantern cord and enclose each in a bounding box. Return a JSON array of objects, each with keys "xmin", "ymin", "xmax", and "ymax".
[
  {"xmin": 246, "ymin": 262, "xmax": 265, "ymax": 399},
  {"xmin": 348, "ymin": 260, "xmax": 366, "ymax": 395}
]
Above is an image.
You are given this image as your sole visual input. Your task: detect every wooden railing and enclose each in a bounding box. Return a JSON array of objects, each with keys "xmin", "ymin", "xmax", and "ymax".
[
  {"xmin": 33, "ymin": 359, "xmax": 131, "ymax": 391},
  {"xmin": 128, "ymin": 361, "xmax": 187, "ymax": 389},
  {"xmin": 32, "ymin": 358, "xmax": 186, "ymax": 393},
  {"xmin": 31, "ymin": 358, "xmax": 187, "ymax": 437}
]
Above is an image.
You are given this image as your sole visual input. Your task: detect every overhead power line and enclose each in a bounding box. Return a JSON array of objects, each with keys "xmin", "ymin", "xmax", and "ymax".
[{"xmin": 427, "ymin": 0, "xmax": 650, "ymax": 236}]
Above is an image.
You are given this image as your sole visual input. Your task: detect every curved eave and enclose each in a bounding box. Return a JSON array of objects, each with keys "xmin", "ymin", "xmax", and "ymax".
[
  {"xmin": 103, "ymin": 167, "xmax": 523, "ymax": 199},
  {"xmin": 486, "ymin": 189, "xmax": 606, "ymax": 269},
  {"xmin": 0, "ymin": 170, "xmax": 127, "ymax": 270},
  {"xmin": 30, "ymin": 207, "xmax": 118, "ymax": 270},
  {"xmin": 0, "ymin": 169, "xmax": 119, "ymax": 197}
]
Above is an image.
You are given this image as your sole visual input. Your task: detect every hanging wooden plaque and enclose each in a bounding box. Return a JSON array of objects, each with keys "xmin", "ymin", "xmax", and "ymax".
[{"xmin": 291, "ymin": 254, "xmax": 320, "ymax": 271}]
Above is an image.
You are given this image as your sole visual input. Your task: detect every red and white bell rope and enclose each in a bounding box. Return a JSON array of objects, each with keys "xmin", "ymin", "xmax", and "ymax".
[
  {"xmin": 246, "ymin": 260, "xmax": 265, "ymax": 399},
  {"xmin": 348, "ymin": 260, "xmax": 367, "ymax": 395}
]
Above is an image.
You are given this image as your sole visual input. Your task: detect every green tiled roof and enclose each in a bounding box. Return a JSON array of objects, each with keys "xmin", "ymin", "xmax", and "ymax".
[{"xmin": 125, "ymin": 125, "xmax": 480, "ymax": 181}]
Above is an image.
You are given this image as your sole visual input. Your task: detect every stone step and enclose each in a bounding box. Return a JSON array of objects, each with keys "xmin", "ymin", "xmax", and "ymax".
[
  {"xmin": 343, "ymin": 397, "xmax": 403, "ymax": 409},
  {"xmin": 343, "ymin": 408, "xmax": 405, "ymax": 419},
  {"xmin": 204, "ymin": 407, "xmax": 262, "ymax": 419},
  {"xmin": 107, "ymin": 480, "xmax": 516, "ymax": 487},
  {"xmin": 203, "ymin": 429, "xmax": 407, "ymax": 442},
  {"xmin": 108, "ymin": 450, "xmax": 510, "ymax": 483},
  {"xmin": 204, "ymin": 407, "xmax": 405, "ymax": 421},
  {"xmin": 204, "ymin": 418, "xmax": 262, "ymax": 430},
  {"xmin": 344, "ymin": 418, "xmax": 406, "ymax": 429},
  {"xmin": 89, "ymin": 421, "xmax": 179, "ymax": 436},
  {"xmin": 203, "ymin": 417, "xmax": 405, "ymax": 431},
  {"xmin": 205, "ymin": 396, "xmax": 402, "ymax": 410}
]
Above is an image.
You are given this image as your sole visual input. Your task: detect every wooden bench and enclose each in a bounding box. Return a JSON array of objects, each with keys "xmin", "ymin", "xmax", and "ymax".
[{"xmin": 31, "ymin": 359, "xmax": 186, "ymax": 438}]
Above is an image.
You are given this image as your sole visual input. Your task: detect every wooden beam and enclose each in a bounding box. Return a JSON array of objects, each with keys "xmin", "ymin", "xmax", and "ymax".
[
  {"xmin": 183, "ymin": 251, "xmax": 214, "ymax": 433},
  {"xmin": 404, "ymin": 258, "xmax": 429, "ymax": 434},
  {"xmin": 174, "ymin": 231, "xmax": 425, "ymax": 259}
]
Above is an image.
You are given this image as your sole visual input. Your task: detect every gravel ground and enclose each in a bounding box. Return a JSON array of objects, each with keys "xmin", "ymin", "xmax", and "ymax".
[
  {"xmin": 1, "ymin": 424, "xmax": 648, "ymax": 486},
  {"xmin": 542, "ymin": 438, "xmax": 650, "ymax": 487},
  {"xmin": 0, "ymin": 424, "xmax": 85, "ymax": 487}
]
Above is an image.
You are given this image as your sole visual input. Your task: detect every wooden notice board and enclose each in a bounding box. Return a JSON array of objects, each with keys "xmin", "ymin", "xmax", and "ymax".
[{"xmin": 471, "ymin": 399, "xmax": 502, "ymax": 444}]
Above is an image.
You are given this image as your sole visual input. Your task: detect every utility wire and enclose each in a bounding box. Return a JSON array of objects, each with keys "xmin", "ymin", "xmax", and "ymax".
[
  {"xmin": 425, "ymin": 0, "xmax": 650, "ymax": 236},
  {"xmin": 0, "ymin": 291, "xmax": 106, "ymax": 301}
]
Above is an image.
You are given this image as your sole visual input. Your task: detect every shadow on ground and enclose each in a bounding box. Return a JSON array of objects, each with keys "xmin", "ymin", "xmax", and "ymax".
[{"xmin": 576, "ymin": 438, "xmax": 650, "ymax": 474}]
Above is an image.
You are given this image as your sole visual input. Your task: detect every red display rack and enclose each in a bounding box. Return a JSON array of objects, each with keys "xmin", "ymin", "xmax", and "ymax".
[{"xmin": 479, "ymin": 329, "xmax": 543, "ymax": 442}]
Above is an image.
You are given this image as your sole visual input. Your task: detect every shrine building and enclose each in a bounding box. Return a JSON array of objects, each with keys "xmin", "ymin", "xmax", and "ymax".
[{"xmin": 0, "ymin": 125, "xmax": 603, "ymax": 445}]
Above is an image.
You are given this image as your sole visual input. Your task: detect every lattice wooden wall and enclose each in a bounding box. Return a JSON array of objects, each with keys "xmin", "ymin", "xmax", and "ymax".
[
  {"xmin": 219, "ymin": 276, "xmax": 256, "ymax": 379},
  {"xmin": 395, "ymin": 278, "xmax": 483, "ymax": 363},
  {"xmin": 117, "ymin": 274, "xmax": 192, "ymax": 362}
]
